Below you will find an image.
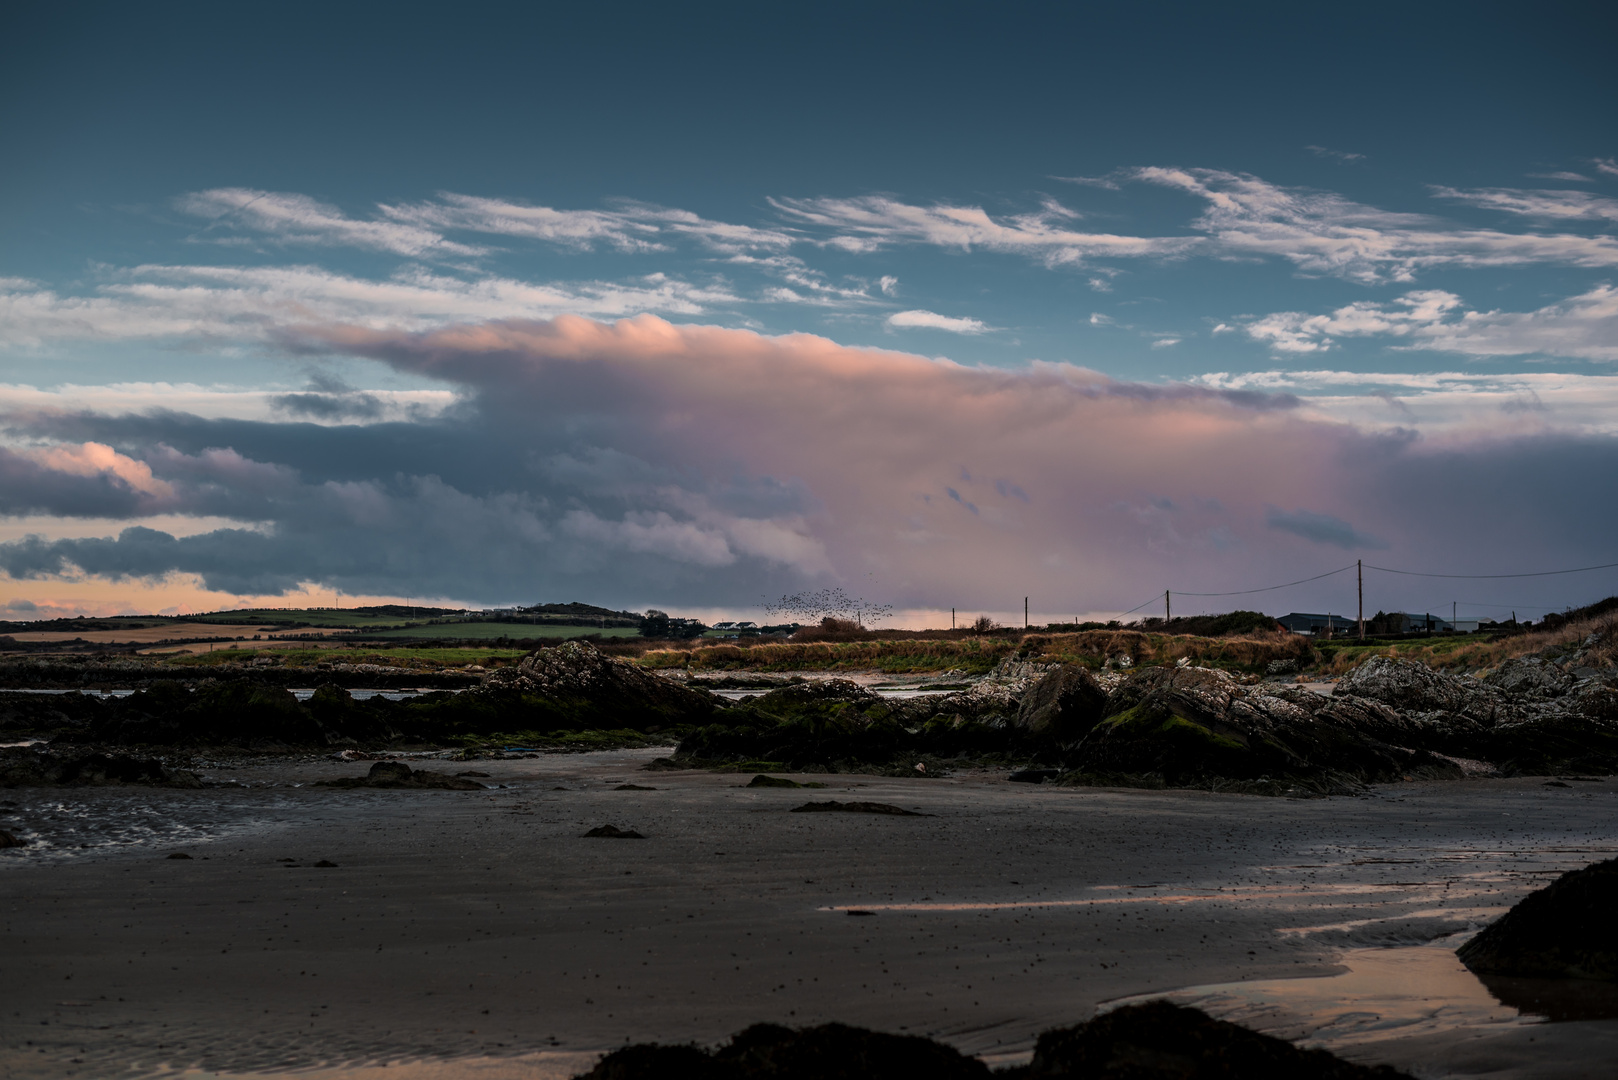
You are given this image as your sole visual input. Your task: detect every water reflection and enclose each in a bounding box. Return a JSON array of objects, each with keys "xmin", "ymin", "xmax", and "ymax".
[{"xmin": 1103, "ymin": 942, "xmax": 1618, "ymax": 1055}]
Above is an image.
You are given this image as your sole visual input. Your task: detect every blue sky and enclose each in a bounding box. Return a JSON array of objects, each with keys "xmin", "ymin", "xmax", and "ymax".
[{"xmin": 2, "ymin": 2, "xmax": 1616, "ymax": 623}]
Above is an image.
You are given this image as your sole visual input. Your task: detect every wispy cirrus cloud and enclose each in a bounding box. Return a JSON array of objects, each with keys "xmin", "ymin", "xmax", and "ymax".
[
  {"xmin": 768, "ymin": 194, "xmax": 1196, "ymax": 266},
  {"xmin": 781, "ymin": 169, "xmax": 1618, "ymax": 284},
  {"xmin": 1243, "ymin": 285, "xmax": 1618, "ymax": 361},
  {"xmin": 0, "ymin": 266, "xmax": 742, "ymax": 346},
  {"xmin": 1131, "ymin": 167, "xmax": 1618, "ymax": 283},
  {"xmin": 381, "ymin": 193, "xmax": 795, "ymax": 254},
  {"xmin": 1305, "ymin": 145, "xmax": 1366, "ymax": 163},
  {"xmin": 180, "ymin": 188, "xmax": 797, "ymax": 257},
  {"xmin": 1432, "ymin": 185, "xmax": 1618, "ymax": 223},
  {"xmin": 177, "ymin": 189, "xmax": 486, "ymax": 257},
  {"xmin": 885, "ymin": 309, "xmax": 988, "ymax": 334}
]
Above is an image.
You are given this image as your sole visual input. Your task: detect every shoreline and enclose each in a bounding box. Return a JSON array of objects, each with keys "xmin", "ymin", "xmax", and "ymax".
[{"xmin": 5, "ymin": 749, "xmax": 1618, "ymax": 1078}]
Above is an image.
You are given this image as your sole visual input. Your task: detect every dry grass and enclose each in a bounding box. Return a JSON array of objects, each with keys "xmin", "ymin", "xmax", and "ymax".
[
  {"xmin": 1314, "ymin": 608, "xmax": 1618, "ymax": 676},
  {"xmin": 633, "ymin": 627, "xmax": 1315, "ymax": 674}
]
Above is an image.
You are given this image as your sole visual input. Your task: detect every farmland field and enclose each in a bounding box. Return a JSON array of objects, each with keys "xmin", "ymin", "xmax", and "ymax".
[{"xmin": 365, "ymin": 622, "xmax": 642, "ymax": 640}]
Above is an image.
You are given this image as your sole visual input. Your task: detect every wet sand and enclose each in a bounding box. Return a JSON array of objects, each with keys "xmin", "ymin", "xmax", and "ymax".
[{"xmin": 4, "ymin": 752, "xmax": 1617, "ymax": 1078}]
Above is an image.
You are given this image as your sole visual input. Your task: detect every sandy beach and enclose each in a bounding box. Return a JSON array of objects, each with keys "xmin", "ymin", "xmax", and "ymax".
[{"xmin": 4, "ymin": 752, "xmax": 1618, "ymax": 1078}]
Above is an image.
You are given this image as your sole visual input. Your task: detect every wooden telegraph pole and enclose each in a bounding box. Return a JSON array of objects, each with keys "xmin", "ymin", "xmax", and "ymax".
[
  {"xmin": 1024, "ymin": 597, "xmax": 1029, "ymax": 630},
  {"xmin": 1165, "ymin": 590, "xmax": 1171, "ymax": 623},
  {"xmin": 1358, "ymin": 559, "xmax": 1364, "ymax": 640}
]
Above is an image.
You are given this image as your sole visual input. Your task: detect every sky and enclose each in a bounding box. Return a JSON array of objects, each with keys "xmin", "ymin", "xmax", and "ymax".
[{"xmin": 2, "ymin": 1, "xmax": 1617, "ymax": 626}]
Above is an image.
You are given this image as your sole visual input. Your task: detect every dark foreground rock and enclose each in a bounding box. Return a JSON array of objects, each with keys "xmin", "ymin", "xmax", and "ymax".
[
  {"xmin": 788, "ymin": 800, "xmax": 925, "ymax": 816},
  {"xmin": 576, "ymin": 1020, "xmax": 989, "ymax": 1080},
  {"xmin": 573, "ymin": 1004, "xmax": 1410, "ymax": 1079},
  {"xmin": 0, "ymin": 749, "xmax": 203, "ymax": 788},
  {"xmin": 584, "ymin": 824, "xmax": 645, "ymax": 838},
  {"xmin": 1016, "ymin": 1001, "xmax": 1412, "ymax": 1079},
  {"xmin": 0, "ymin": 829, "xmax": 24, "ymax": 848},
  {"xmin": 314, "ymin": 761, "xmax": 485, "ymax": 790},
  {"xmin": 1457, "ymin": 857, "xmax": 1618, "ymax": 981}
]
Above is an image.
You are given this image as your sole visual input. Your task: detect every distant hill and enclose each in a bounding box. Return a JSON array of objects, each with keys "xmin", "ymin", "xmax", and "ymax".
[{"xmin": 520, "ymin": 601, "xmax": 643, "ymax": 620}]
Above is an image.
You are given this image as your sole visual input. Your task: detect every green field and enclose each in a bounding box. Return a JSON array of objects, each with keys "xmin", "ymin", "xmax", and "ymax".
[
  {"xmin": 201, "ymin": 608, "xmax": 418, "ymax": 628},
  {"xmin": 365, "ymin": 622, "xmax": 642, "ymax": 640},
  {"xmin": 161, "ymin": 645, "xmax": 532, "ymax": 667}
]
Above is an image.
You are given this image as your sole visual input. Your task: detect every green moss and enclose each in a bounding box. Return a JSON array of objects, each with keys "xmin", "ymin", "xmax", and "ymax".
[{"xmin": 1156, "ymin": 715, "xmax": 1247, "ymax": 751}]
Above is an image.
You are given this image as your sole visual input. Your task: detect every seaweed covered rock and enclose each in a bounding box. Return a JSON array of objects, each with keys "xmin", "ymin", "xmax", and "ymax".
[
  {"xmin": 1065, "ymin": 666, "xmax": 1459, "ymax": 793},
  {"xmin": 1334, "ymin": 656, "xmax": 1514, "ymax": 726},
  {"xmin": 89, "ymin": 680, "xmax": 328, "ymax": 747},
  {"xmin": 0, "ymin": 749, "xmax": 203, "ymax": 788},
  {"xmin": 1014, "ymin": 664, "xmax": 1109, "ymax": 743},
  {"xmin": 576, "ymin": 1021, "xmax": 990, "ymax": 1079},
  {"xmin": 1021, "ymin": 1000, "xmax": 1412, "ymax": 1078},
  {"xmin": 676, "ymin": 681, "xmax": 910, "ymax": 769},
  {"xmin": 1457, "ymin": 857, "xmax": 1618, "ymax": 981},
  {"xmin": 0, "ymin": 690, "xmax": 105, "ymax": 741}
]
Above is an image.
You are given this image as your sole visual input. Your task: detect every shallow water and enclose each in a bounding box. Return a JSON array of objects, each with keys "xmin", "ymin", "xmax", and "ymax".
[{"xmin": 1101, "ymin": 941, "xmax": 1618, "ymax": 1051}]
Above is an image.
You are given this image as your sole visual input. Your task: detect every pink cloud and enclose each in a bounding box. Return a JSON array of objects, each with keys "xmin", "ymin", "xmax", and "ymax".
[{"xmin": 289, "ymin": 315, "xmax": 1449, "ymax": 611}]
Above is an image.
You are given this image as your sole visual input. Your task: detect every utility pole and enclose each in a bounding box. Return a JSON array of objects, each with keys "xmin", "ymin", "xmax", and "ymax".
[
  {"xmin": 951, "ymin": 608, "xmax": 955, "ymax": 630},
  {"xmin": 1024, "ymin": 597, "xmax": 1028, "ymax": 630},
  {"xmin": 1165, "ymin": 590, "xmax": 1171, "ymax": 623},
  {"xmin": 1358, "ymin": 559, "xmax": 1364, "ymax": 640},
  {"xmin": 1453, "ymin": 601, "xmax": 1456, "ymax": 630}
]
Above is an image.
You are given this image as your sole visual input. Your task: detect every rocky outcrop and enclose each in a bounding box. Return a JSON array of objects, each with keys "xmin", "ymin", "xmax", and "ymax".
[
  {"xmin": 1458, "ymin": 857, "xmax": 1618, "ymax": 981},
  {"xmin": 1485, "ymin": 656, "xmax": 1577, "ymax": 699},
  {"xmin": 1064, "ymin": 665, "xmax": 1461, "ymax": 793},
  {"xmin": 468, "ymin": 641, "xmax": 716, "ymax": 733},
  {"xmin": 1334, "ymin": 656, "xmax": 1514, "ymax": 726},
  {"xmin": 0, "ymin": 749, "xmax": 203, "ymax": 788},
  {"xmin": 1014, "ymin": 664, "xmax": 1109, "ymax": 743},
  {"xmin": 1333, "ymin": 654, "xmax": 1618, "ymax": 773}
]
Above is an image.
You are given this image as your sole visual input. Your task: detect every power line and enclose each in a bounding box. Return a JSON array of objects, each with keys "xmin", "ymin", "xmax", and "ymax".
[
  {"xmin": 1364, "ymin": 560, "xmax": 1618, "ymax": 580},
  {"xmin": 1116, "ymin": 593, "xmax": 1168, "ymax": 617},
  {"xmin": 1171, "ymin": 564, "xmax": 1355, "ymax": 597}
]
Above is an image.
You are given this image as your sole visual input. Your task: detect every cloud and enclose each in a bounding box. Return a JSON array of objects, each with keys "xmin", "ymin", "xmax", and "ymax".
[
  {"xmin": 1595, "ymin": 158, "xmax": 1618, "ymax": 179},
  {"xmin": 1265, "ymin": 507, "xmax": 1387, "ymax": 550},
  {"xmin": 1244, "ymin": 286, "xmax": 1618, "ymax": 361},
  {"xmin": 1527, "ymin": 172, "xmax": 1595, "ymax": 183},
  {"xmin": 0, "ymin": 442, "xmax": 177, "ymax": 518},
  {"xmin": 5, "ymin": 315, "xmax": 1618, "ymax": 613},
  {"xmin": 767, "ymin": 169, "xmax": 1618, "ymax": 285},
  {"xmin": 885, "ymin": 309, "xmax": 988, "ymax": 334},
  {"xmin": 382, "ymin": 194, "xmax": 795, "ymax": 254},
  {"xmin": 769, "ymin": 194, "xmax": 1196, "ymax": 267},
  {"xmin": 0, "ymin": 266, "xmax": 742, "ymax": 347},
  {"xmin": 1306, "ymin": 146, "xmax": 1366, "ymax": 163},
  {"xmin": 1433, "ymin": 186, "xmax": 1618, "ymax": 223},
  {"xmin": 180, "ymin": 189, "xmax": 795, "ymax": 257},
  {"xmin": 1192, "ymin": 369, "xmax": 1618, "ymax": 439},
  {"xmin": 178, "ymin": 189, "xmax": 484, "ymax": 257},
  {"xmin": 1132, "ymin": 167, "xmax": 1618, "ymax": 284}
]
